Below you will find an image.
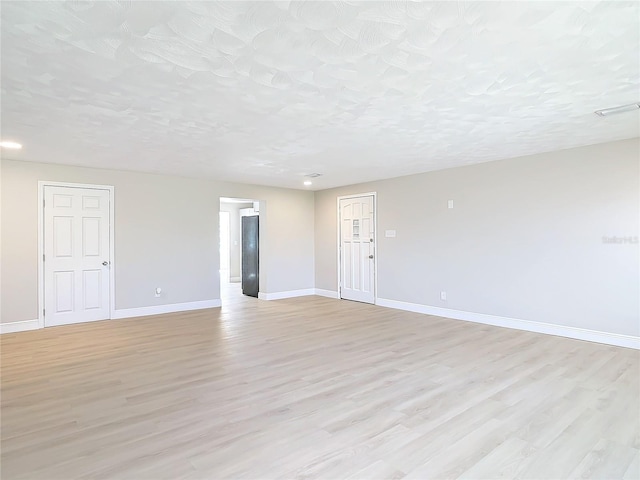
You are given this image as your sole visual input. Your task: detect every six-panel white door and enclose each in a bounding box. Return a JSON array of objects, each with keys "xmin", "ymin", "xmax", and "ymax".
[
  {"xmin": 339, "ymin": 195, "xmax": 375, "ymax": 304},
  {"xmin": 44, "ymin": 186, "xmax": 111, "ymax": 326}
]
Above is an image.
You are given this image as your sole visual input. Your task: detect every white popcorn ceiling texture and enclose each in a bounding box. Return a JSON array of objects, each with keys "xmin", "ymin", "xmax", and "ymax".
[{"xmin": 1, "ymin": 1, "xmax": 639, "ymax": 189}]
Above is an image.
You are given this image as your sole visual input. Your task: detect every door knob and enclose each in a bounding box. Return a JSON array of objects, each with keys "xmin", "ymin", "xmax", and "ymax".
[
  {"xmin": 369, "ymin": 255, "xmax": 374, "ymax": 259},
  {"xmin": 102, "ymin": 261, "xmax": 109, "ymax": 266}
]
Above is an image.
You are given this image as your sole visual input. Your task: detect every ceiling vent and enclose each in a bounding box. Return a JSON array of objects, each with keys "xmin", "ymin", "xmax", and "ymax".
[
  {"xmin": 594, "ymin": 103, "xmax": 640, "ymax": 117},
  {"xmin": 305, "ymin": 173, "xmax": 322, "ymax": 178}
]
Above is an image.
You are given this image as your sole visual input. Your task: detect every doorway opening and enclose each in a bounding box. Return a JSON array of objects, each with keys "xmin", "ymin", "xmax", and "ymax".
[
  {"xmin": 219, "ymin": 211, "xmax": 230, "ymax": 284},
  {"xmin": 219, "ymin": 197, "xmax": 261, "ymax": 305}
]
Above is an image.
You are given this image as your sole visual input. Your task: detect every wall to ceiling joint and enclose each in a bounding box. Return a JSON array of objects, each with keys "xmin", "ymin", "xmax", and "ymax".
[
  {"xmin": 316, "ymin": 138, "xmax": 640, "ymax": 338},
  {"xmin": 0, "ymin": 160, "xmax": 315, "ymax": 324}
]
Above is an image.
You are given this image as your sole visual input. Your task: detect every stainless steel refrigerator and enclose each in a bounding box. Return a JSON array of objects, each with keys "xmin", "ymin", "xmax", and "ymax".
[{"xmin": 241, "ymin": 216, "xmax": 259, "ymax": 297}]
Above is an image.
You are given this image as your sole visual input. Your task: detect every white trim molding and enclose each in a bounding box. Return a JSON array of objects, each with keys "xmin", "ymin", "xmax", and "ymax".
[
  {"xmin": 1, "ymin": 300, "xmax": 222, "ymax": 332},
  {"xmin": 229, "ymin": 276, "xmax": 241, "ymax": 283},
  {"xmin": 112, "ymin": 299, "xmax": 221, "ymax": 320},
  {"xmin": 376, "ymin": 298, "xmax": 640, "ymax": 350},
  {"xmin": 0, "ymin": 319, "xmax": 40, "ymax": 334},
  {"xmin": 258, "ymin": 289, "xmax": 316, "ymax": 301},
  {"xmin": 314, "ymin": 289, "xmax": 339, "ymax": 299}
]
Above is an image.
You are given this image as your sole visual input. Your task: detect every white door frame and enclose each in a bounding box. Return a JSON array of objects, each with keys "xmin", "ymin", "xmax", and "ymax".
[
  {"xmin": 219, "ymin": 210, "xmax": 231, "ymax": 283},
  {"xmin": 38, "ymin": 181, "xmax": 115, "ymax": 329},
  {"xmin": 336, "ymin": 192, "xmax": 377, "ymax": 304}
]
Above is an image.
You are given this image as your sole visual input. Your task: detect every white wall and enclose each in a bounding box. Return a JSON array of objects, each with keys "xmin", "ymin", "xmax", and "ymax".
[
  {"xmin": 1, "ymin": 160, "xmax": 315, "ymax": 324},
  {"xmin": 315, "ymin": 139, "xmax": 640, "ymax": 337},
  {"xmin": 3, "ymin": 138, "xmax": 638, "ymax": 343}
]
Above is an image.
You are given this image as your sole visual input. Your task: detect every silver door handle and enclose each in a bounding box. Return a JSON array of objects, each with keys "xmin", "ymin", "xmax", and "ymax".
[
  {"xmin": 369, "ymin": 255, "xmax": 374, "ymax": 259},
  {"xmin": 102, "ymin": 261, "xmax": 109, "ymax": 266}
]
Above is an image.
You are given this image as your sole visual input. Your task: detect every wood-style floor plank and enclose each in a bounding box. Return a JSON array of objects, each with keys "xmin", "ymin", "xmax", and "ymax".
[{"xmin": 2, "ymin": 285, "xmax": 639, "ymax": 479}]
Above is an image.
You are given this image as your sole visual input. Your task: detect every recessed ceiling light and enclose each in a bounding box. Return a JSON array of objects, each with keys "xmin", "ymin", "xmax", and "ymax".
[
  {"xmin": 0, "ymin": 141, "xmax": 22, "ymax": 149},
  {"xmin": 303, "ymin": 180, "xmax": 312, "ymax": 186},
  {"xmin": 594, "ymin": 103, "xmax": 640, "ymax": 117}
]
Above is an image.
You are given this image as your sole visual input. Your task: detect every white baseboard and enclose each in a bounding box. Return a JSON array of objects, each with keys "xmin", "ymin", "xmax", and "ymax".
[
  {"xmin": 258, "ymin": 289, "xmax": 316, "ymax": 301},
  {"xmin": 376, "ymin": 298, "xmax": 640, "ymax": 350},
  {"xmin": 1, "ymin": 300, "xmax": 222, "ymax": 333},
  {"xmin": 229, "ymin": 276, "xmax": 241, "ymax": 283},
  {"xmin": 314, "ymin": 289, "xmax": 339, "ymax": 299},
  {"xmin": 112, "ymin": 299, "xmax": 222, "ymax": 320},
  {"xmin": 0, "ymin": 319, "xmax": 40, "ymax": 334}
]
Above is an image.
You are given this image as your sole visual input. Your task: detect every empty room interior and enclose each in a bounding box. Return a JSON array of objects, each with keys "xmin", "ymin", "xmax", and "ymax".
[{"xmin": 1, "ymin": 1, "xmax": 639, "ymax": 479}]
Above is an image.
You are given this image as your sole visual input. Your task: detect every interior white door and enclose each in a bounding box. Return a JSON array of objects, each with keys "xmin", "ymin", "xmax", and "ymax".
[
  {"xmin": 44, "ymin": 186, "xmax": 111, "ymax": 326},
  {"xmin": 339, "ymin": 195, "xmax": 375, "ymax": 303}
]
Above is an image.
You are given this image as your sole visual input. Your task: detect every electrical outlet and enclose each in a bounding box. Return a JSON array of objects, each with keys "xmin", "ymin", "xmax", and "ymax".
[
  {"xmin": 440, "ymin": 291, "xmax": 447, "ymax": 301},
  {"xmin": 155, "ymin": 287, "xmax": 162, "ymax": 297}
]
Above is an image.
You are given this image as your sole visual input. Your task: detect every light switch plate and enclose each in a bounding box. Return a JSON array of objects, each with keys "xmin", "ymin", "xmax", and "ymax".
[{"xmin": 385, "ymin": 230, "xmax": 396, "ymax": 238}]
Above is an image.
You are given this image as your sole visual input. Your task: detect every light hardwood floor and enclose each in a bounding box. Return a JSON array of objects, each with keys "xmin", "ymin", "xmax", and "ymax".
[{"xmin": 2, "ymin": 291, "xmax": 639, "ymax": 479}]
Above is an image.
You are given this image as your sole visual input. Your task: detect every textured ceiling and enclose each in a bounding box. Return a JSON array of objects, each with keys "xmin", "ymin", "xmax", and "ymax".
[{"xmin": 1, "ymin": 1, "xmax": 639, "ymax": 190}]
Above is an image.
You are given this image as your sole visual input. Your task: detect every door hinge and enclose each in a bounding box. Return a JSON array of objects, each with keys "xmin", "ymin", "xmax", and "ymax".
[
  {"xmin": 43, "ymin": 254, "xmax": 45, "ymax": 261},
  {"xmin": 43, "ymin": 309, "xmax": 45, "ymax": 317}
]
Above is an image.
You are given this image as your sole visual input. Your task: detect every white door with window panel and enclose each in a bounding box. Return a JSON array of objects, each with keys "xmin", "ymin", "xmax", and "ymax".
[
  {"xmin": 339, "ymin": 195, "xmax": 375, "ymax": 304},
  {"xmin": 44, "ymin": 186, "xmax": 111, "ymax": 326}
]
